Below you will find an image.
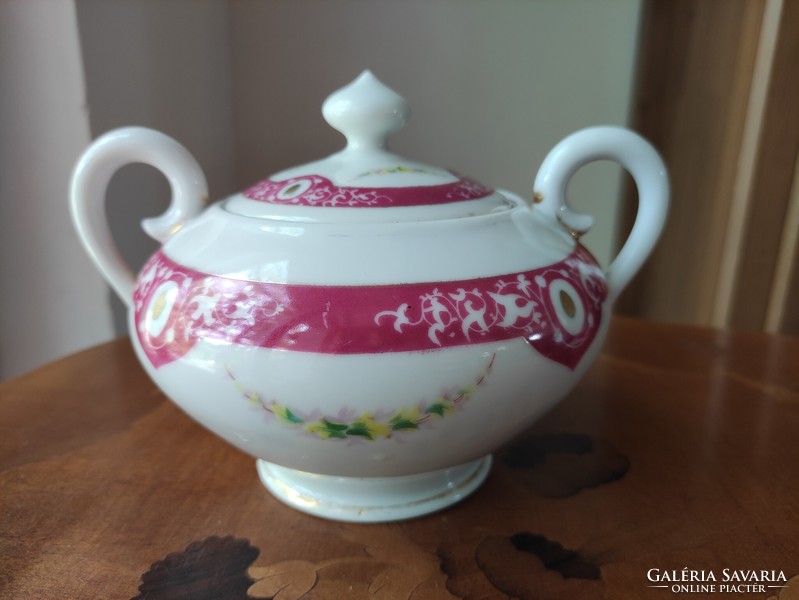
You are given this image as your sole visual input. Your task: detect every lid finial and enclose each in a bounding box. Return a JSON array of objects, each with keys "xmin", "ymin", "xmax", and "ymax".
[{"xmin": 322, "ymin": 71, "xmax": 410, "ymax": 151}]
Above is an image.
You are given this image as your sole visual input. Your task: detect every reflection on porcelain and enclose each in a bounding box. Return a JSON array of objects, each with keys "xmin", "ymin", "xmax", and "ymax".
[{"xmin": 70, "ymin": 71, "xmax": 669, "ymax": 522}]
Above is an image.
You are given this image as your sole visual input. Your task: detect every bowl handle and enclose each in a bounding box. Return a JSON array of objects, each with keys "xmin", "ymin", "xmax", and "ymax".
[
  {"xmin": 533, "ymin": 126, "xmax": 669, "ymax": 303},
  {"xmin": 70, "ymin": 127, "xmax": 208, "ymax": 307}
]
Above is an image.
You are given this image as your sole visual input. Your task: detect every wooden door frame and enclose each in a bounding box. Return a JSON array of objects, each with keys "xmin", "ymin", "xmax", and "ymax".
[{"xmin": 617, "ymin": 0, "xmax": 799, "ymax": 333}]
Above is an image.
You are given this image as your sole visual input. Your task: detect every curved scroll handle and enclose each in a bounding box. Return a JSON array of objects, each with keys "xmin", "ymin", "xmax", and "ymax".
[
  {"xmin": 533, "ymin": 126, "xmax": 669, "ymax": 303},
  {"xmin": 70, "ymin": 127, "xmax": 208, "ymax": 307}
]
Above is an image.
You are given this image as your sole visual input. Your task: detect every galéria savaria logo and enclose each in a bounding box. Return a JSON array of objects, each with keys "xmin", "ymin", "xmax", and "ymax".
[{"xmin": 646, "ymin": 568, "xmax": 789, "ymax": 594}]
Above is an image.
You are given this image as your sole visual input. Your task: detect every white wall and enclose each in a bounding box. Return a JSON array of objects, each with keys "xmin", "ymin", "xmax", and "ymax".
[
  {"xmin": 0, "ymin": 0, "xmax": 641, "ymax": 379},
  {"xmin": 75, "ymin": 0, "xmax": 237, "ymax": 335},
  {"xmin": 0, "ymin": 0, "xmax": 114, "ymax": 380}
]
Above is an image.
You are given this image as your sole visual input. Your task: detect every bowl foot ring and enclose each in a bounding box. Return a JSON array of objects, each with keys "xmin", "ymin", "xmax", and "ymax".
[{"xmin": 256, "ymin": 455, "xmax": 492, "ymax": 522}]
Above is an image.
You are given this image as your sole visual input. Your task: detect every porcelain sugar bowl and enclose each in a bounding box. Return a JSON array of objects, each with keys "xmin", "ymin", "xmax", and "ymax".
[{"xmin": 70, "ymin": 71, "xmax": 668, "ymax": 522}]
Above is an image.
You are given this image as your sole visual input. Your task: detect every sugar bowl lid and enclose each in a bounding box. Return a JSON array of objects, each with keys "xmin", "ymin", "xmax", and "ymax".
[{"xmin": 224, "ymin": 71, "xmax": 512, "ymax": 220}]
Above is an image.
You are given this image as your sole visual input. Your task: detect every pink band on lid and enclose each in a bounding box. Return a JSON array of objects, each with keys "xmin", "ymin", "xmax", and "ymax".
[{"xmin": 242, "ymin": 174, "xmax": 493, "ymax": 208}]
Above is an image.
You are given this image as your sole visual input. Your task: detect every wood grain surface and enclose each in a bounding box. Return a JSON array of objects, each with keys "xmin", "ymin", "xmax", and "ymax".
[{"xmin": 2, "ymin": 317, "xmax": 798, "ymax": 599}]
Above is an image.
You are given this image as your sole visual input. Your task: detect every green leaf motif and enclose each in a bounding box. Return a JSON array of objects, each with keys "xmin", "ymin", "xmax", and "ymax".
[
  {"xmin": 390, "ymin": 419, "xmax": 419, "ymax": 431},
  {"xmin": 425, "ymin": 403, "xmax": 449, "ymax": 417},
  {"xmin": 345, "ymin": 422, "xmax": 374, "ymax": 440},
  {"xmin": 283, "ymin": 408, "xmax": 304, "ymax": 425},
  {"xmin": 321, "ymin": 418, "xmax": 349, "ymax": 432}
]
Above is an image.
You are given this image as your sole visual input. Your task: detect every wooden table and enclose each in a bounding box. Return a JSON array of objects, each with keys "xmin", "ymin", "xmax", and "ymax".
[{"xmin": 2, "ymin": 317, "xmax": 798, "ymax": 599}]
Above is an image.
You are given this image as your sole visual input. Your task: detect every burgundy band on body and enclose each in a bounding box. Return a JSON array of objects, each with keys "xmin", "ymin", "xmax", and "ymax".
[{"xmin": 134, "ymin": 247, "xmax": 607, "ymax": 370}]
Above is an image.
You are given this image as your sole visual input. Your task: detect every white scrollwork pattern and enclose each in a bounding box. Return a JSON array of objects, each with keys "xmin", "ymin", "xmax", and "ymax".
[{"xmin": 375, "ymin": 273, "xmax": 548, "ymax": 347}]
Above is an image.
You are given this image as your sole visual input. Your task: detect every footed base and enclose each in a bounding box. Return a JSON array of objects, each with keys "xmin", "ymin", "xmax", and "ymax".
[{"xmin": 256, "ymin": 455, "xmax": 492, "ymax": 522}]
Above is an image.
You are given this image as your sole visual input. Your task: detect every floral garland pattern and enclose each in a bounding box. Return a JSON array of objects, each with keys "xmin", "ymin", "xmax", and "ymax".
[
  {"xmin": 226, "ymin": 353, "xmax": 495, "ymax": 441},
  {"xmin": 354, "ymin": 165, "xmax": 439, "ymax": 178}
]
